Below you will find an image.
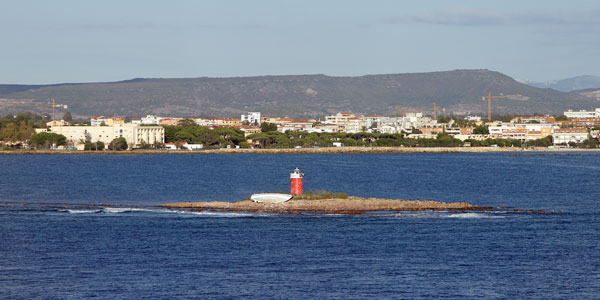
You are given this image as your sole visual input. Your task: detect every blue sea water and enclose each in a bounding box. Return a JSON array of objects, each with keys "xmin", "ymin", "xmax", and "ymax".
[{"xmin": 0, "ymin": 153, "xmax": 599, "ymax": 299}]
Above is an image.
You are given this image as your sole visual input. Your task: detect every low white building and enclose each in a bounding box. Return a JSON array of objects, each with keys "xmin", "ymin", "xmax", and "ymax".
[
  {"xmin": 278, "ymin": 120, "xmax": 315, "ymax": 132},
  {"xmin": 453, "ymin": 134, "xmax": 494, "ymax": 141},
  {"xmin": 181, "ymin": 143, "xmax": 204, "ymax": 150},
  {"xmin": 164, "ymin": 142, "xmax": 177, "ymax": 150},
  {"xmin": 90, "ymin": 115, "xmax": 107, "ymax": 126},
  {"xmin": 552, "ymin": 128, "xmax": 589, "ymax": 145},
  {"xmin": 36, "ymin": 124, "xmax": 164, "ymax": 149},
  {"xmin": 465, "ymin": 115, "xmax": 482, "ymax": 122},
  {"xmin": 141, "ymin": 115, "xmax": 162, "ymax": 125},
  {"xmin": 564, "ymin": 109, "xmax": 600, "ymax": 119}
]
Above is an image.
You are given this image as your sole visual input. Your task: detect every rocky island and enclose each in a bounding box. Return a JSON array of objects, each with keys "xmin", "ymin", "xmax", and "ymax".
[{"xmin": 161, "ymin": 196, "xmax": 475, "ymax": 215}]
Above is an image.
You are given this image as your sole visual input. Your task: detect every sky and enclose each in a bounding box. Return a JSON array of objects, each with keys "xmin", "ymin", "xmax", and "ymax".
[{"xmin": 1, "ymin": 0, "xmax": 599, "ymax": 84}]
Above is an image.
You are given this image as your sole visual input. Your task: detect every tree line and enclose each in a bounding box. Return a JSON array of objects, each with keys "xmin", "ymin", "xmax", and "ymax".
[{"xmin": 0, "ymin": 112, "xmax": 47, "ymax": 142}]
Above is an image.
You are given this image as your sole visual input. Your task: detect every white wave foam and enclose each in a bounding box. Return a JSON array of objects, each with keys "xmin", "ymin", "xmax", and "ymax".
[
  {"xmin": 383, "ymin": 212, "xmax": 505, "ymax": 219},
  {"xmin": 99, "ymin": 207, "xmax": 261, "ymax": 217},
  {"xmin": 446, "ymin": 213, "xmax": 504, "ymax": 219},
  {"xmin": 100, "ymin": 207, "xmax": 180, "ymax": 214},
  {"xmin": 101, "ymin": 207, "xmax": 148, "ymax": 213},
  {"xmin": 64, "ymin": 209, "xmax": 102, "ymax": 214},
  {"xmin": 184, "ymin": 211, "xmax": 259, "ymax": 217}
]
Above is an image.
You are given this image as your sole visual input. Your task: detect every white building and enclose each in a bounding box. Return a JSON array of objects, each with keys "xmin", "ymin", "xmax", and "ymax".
[
  {"xmin": 181, "ymin": 143, "xmax": 204, "ymax": 150},
  {"xmin": 323, "ymin": 112, "xmax": 367, "ymax": 133},
  {"xmin": 278, "ymin": 120, "xmax": 315, "ymax": 132},
  {"xmin": 564, "ymin": 109, "xmax": 600, "ymax": 119},
  {"xmin": 90, "ymin": 115, "xmax": 107, "ymax": 126},
  {"xmin": 465, "ymin": 115, "xmax": 482, "ymax": 122},
  {"xmin": 365, "ymin": 115, "xmax": 389, "ymax": 129},
  {"xmin": 324, "ymin": 112, "xmax": 356, "ymax": 125},
  {"xmin": 141, "ymin": 115, "xmax": 162, "ymax": 125},
  {"xmin": 36, "ymin": 124, "xmax": 164, "ymax": 149},
  {"xmin": 241, "ymin": 112, "xmax": 262, "ymax": 124},
  {"xmin": 552, "ymin": 128, "xmax": 589, "ymax": 145},
  {"xmin": 194, "ymin": 118, "xmax": 211, "ymax": 127},
  {"xmin": 488, "ymin": 123, "xmax": 556, "ymax": 138}
]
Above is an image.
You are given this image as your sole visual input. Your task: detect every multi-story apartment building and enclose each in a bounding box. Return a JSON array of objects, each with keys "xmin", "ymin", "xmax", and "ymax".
[
  {"xmin": 241, "ymin": 112, "xmax": 261, "ymax": 124},
  {"xmin": 552, "ymin": 128, "xmax": 589, "ymax": 145},
  {"xmin": 510, "ymin": 116, "xmax": 556, "ymax": 123},
  {"xmin": 278, "ymin": 119, "xmax": 315, "ymax": 132},
  {"xmin": 36, "ymin": 124, "xmax": 164, "ymax": 148},
  {"xmin": 564, "ymin": 108, "xmax": 600, "ymax": 119},
  {"xmin": 558, "ymin": 118, "xmax": 600, "ymax": 128},
  {"xmin": 488, "ymin": 123, "xmax": 556, "ymax": 139}
]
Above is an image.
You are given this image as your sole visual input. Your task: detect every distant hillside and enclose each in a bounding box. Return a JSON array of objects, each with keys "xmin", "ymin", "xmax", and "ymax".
[
  {"xmin": 576, "ymin": 88, "xmax": 600, "ymax": 101},
  {"xmin": 524, "ymin": 75, "xmax": 600, "ymax": 92},
  {"xmin": 0, "ymin": 70, "xmax": 594, "ymax": 118}
]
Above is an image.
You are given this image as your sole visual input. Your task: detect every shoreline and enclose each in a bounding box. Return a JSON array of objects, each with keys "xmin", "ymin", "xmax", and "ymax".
[
  {"xmin": 2, "ymin": 146, "xmax": 599, "ymax": 155},
  {"xmin": 160, "ymin": 197, "xmax": 549, "ymax": 215}
]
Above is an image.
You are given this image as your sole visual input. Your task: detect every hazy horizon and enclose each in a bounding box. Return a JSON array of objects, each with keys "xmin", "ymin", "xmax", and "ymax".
[{"xmin": 2, "ymin": 0, "xmax": 599, "ymax": 84}]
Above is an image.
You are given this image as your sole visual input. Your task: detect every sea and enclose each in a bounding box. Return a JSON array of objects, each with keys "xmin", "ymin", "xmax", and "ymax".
[{"xmin": 0, "ymin": 153, "xmax": 599, "ymax": 299}]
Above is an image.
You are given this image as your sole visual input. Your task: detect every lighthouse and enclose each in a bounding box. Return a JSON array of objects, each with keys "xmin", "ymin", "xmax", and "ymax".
[{"xmin": 290, "ymin": 167, "xmax": 304, "ymax": 195}]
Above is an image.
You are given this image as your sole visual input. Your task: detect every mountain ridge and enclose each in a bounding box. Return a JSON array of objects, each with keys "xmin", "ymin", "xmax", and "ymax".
[
  {"xmin": 523, "ymin": 75, "xmax": 600, "ymax": 92},
  {"xmin": 0, "ymin": 69, "xmax": 595, "ymax": 118}
]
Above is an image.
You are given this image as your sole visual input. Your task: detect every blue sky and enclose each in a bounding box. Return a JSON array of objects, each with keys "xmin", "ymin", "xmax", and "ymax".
[{"xmin": 1, "ymin": 0, "xmax": 599, "ymax": 84}]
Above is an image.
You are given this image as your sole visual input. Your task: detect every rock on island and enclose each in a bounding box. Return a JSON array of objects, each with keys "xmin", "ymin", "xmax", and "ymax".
[{"xmin": 161, "ymin": 196, "xmax": 474, "ymax": 215}]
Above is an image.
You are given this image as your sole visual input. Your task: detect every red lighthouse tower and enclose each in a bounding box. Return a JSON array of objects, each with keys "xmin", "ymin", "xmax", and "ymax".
[{"xmin": 290, "ymin": 167, "xmax": 304, "ymax": 195}]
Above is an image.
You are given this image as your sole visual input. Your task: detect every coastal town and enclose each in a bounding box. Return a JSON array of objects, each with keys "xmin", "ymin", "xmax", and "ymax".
[{"xmin": 1, "ymin": 107, "xmax": 600, "ymax": 150}]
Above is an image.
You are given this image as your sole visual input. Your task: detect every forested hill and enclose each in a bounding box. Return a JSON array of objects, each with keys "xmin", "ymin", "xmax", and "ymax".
[{"xmin": 0, "ymin": 70, "xmax": 595, "ymax": 118}]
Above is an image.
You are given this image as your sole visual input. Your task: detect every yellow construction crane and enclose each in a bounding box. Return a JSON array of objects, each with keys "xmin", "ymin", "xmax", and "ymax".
[
  {"xmin": 432, "ymin": 102, "xmax": 445, "ymax": 121},
  {"xmin": 47, "ymin": 98, "xmax": 69, "ymax": 121},
  {"xmin": 404, "ymin": 102, "xmax": 446, "ymax": 121},
  {"xmin": 0, "ymin": 98, "xmax": 68, "ymax": 120},
  {"xmin": 482, "ymin": 92, "xmax": 518, "ymax": 122}
]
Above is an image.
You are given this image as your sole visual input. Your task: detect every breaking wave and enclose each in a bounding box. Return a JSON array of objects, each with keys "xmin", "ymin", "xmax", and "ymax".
[
  {"xmin": 445, "ymin": 212, "xmax": 504, "ymax": 219},
  {"xmin": 60, "ymin": 206, "xmax": 263, "ymax": 217},
  {"xmin": 64, "ymin": 209, "xmax": 102, "ymax": 214},
  {"xmin": 382, "ymin": 211, "xmax": 506, "ymax": 219}
]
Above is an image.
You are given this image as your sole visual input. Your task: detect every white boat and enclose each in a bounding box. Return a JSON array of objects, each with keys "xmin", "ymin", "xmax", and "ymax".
[{"xmin": 250, "ymin": 193, "xmax": 293, "ymax": 204}]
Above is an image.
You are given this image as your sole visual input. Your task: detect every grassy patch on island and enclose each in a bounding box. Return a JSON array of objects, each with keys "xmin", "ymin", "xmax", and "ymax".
[{"xmin": 292, "ymin": 190, "xmax": 349, "ymax": 200}]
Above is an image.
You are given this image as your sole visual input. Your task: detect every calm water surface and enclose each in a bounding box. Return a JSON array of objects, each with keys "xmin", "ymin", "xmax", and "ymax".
[{"xmin": 1, "ymin": 153, "xmax": 599, "ymax": 299}]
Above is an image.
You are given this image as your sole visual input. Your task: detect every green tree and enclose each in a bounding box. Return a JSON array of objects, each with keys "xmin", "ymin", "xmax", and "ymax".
[
  {"xmin": 163, "ymin": 125, "xmax": 182, "ymax": 143},
  {"xmin": 84, "ymin": 141, "xmax": 105, "ymax": 150},
  {"xmin": 0, "ymin": 112, "xmax": 45, "ymax": 141},
  {"xmin": 178, "ymin": 118, "xmax": 196, "ymax": 127},
  {"xmin": 554, "ymin": 115, "xmax": 568, "ymax": 121},
  {"xmin": 108, "ymin": 137, "xmax": 128, "ymax": 150},
  {"xmin": 261, "ymin": 122, "xmax": 278, "ymax": 132},
  {"xmin": 578, "ymin": 138, "xmax": 599, "ymax": 148},
  {"xmin": 248, "ymin": 131, "xmax": 290, "ymax": 148},
  {"xmin": 473, "ymin": 125, "xmax": 489, "ymax": 134},
  {"xmin": 29, "ymin": 132, "xmax": 67, "ymax": 148},
  {"xmin": 62, "ymin": 112, "xmax": 73, "ymax": 122}
]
